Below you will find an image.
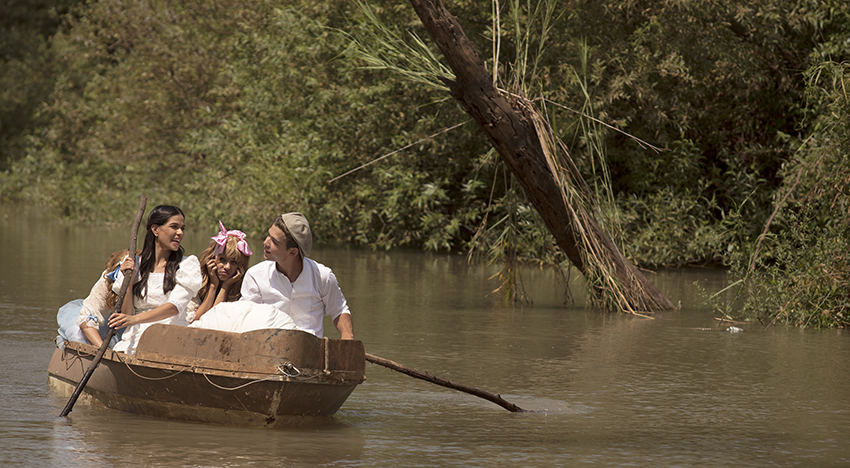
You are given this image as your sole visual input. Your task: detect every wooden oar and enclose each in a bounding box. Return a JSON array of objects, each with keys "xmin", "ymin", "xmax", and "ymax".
[
  {"xmin": 60, "ymin": 195, "xmax": 147, "ymax": 417},
  {"xmin": 365, "ymin": 353, "xmax": 527, "ymax": 413}
]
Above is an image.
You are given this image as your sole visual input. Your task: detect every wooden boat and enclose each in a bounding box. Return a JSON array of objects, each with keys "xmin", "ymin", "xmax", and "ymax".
[{"xmin": 47, "ymin": 324, "xmax": 366, "ymax": 427}]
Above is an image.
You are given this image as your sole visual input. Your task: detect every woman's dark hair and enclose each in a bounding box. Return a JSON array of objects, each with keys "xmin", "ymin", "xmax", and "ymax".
[{"xmin": 133, "ymin": 205, "xmax": 185, "ymax": 299}]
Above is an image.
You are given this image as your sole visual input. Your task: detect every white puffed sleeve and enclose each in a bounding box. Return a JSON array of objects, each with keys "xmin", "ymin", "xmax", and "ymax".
[{"xmin": 167, "ymin": 255, "xmax": 202, "ymax": 315}]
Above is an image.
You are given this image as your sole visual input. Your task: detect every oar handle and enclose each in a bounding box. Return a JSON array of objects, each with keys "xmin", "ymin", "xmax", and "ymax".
[{"xmin": 60, "ymin": 195, "xmax": 147, "ymax": 417}]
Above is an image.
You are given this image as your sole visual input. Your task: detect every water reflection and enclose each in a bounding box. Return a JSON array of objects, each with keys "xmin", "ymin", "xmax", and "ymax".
[{"xmin": 46, "ymin": 406, "xmax": 366, "ymax": 467}]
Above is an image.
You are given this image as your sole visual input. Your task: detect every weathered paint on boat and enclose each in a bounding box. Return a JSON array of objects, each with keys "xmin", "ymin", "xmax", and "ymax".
[{"xmin": 48, "ymin": 325, "xmax": 366, "ymax": 427}]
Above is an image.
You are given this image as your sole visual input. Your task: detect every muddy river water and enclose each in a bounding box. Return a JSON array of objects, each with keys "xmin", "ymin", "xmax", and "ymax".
[{"xmin": 1, "ymin": 205, "xmax": 848, "ymax": 467}]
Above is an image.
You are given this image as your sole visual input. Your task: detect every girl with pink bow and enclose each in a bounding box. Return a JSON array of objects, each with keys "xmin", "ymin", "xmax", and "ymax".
[{"xmin": 188, "ymin": 221, "xmax": 253, "ymax": 322}]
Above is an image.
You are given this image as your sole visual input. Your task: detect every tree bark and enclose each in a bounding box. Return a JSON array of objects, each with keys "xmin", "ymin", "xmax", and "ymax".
[{"xmin": 407, "ymin": 0, "xmax": 674, "ymax": 311}]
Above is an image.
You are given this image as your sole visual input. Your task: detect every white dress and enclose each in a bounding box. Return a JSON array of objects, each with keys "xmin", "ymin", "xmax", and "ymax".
[
  {"xmin": 111, "ymin": 256, "xmax": 202, "ymax": 354},
  {"xmin": 75, "ymin": 273, "xmax": 113, "ymax": 330},
  {"xmin": 188, "ymin": 301, "xmax": 299, "ymax": 334},
  {"xmin": 56, "ymin": 269, "xmax": 122, "ymax": 348}
]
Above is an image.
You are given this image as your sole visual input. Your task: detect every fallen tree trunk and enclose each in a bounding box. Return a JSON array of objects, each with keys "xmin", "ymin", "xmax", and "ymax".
[{"xmin": 407, "ymin": 0, "xmax": 674, "ymax": 312}]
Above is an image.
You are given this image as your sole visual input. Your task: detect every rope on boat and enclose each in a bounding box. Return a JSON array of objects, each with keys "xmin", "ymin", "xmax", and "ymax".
[
  {"xmin": 118, "ymin": 354, "xmax": 189, "ymax": 381},
  {"xmin": 201, "ymin": 362, "xmax": 300, "ymax": 391},
  {"xmin": 117, "ymin": 353, "xmax": 301, "ymax": 390},
  {"xmin": 201, "ymin": 372, "xmax": 279, "ymax": 391}
]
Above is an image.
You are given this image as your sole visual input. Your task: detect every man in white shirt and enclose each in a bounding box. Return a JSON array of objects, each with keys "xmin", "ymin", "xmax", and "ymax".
[{"xmin": 240, "ymin": 212, "xmax": 354, "ymax": 339}]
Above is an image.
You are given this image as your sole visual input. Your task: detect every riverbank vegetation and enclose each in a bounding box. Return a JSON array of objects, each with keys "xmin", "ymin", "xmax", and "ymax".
[{"xmin": 1, "ymin": 0, "xmax": 848, "ymax": 325}]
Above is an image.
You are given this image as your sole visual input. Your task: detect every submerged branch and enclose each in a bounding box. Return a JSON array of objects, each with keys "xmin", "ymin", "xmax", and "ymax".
[{"xmin": 365, "ymin": 353, "xmax": 527, "ymax": 412}]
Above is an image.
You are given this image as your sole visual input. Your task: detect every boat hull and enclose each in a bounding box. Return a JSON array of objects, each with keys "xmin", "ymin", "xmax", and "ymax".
[{"xmin": 48, "ymin": 325, "xmax": 365, "ymax": 427}]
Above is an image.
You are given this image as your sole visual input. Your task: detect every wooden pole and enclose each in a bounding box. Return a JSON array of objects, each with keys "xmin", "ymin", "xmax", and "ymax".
[
  {"xmin": 365, "ymin": 353, "xmax": 527, "ymax": 413},
  {"xmin": 60, "ymin": 195, "xmax": 147, "ymax": 417}
]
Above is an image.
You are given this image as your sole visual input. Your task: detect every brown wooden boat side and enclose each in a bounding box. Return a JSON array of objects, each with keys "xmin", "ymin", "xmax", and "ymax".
[
  {"xmin": 47, "ymin": 326, "xmax": 366, "ymax": 426},
  {"xmin": 136, "ymin": 325, "xmax": 324, "ymax": 372}
]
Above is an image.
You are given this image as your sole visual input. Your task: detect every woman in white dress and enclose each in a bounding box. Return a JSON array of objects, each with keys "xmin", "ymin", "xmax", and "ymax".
[{"xmin": 108, "ymin": 205, "xmax": 202, "ymax": 354}]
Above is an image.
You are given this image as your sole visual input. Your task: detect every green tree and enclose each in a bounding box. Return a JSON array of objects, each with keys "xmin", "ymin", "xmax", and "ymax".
[
  {"xmin": 2, "ymin": 0, "xmax": 849, "ymax": 293},
  {"xmin": 0, "ymin": 0, "xmax": 74, "ymax": 170}
]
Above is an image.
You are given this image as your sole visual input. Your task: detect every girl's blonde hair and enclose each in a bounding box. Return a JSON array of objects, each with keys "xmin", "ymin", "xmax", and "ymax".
[{"xmin": 198, "ymin": 236, "xmax": 251, "ymax": 303}]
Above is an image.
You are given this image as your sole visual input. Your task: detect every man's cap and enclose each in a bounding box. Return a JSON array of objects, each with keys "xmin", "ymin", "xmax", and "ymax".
[{"xmin": 281, "ymin": 212, "xmax": 312, "ymax": 257}]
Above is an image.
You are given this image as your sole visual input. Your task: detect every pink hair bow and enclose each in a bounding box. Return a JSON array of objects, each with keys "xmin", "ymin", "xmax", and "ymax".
[{"xmin": 211, "ymin": 221, "xmax": 253, "ymax": 256}]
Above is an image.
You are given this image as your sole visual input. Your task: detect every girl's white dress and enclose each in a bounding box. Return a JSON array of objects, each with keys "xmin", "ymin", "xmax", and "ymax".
[
  {"xmin": 111, "ymin": 256, "xmax": 202, "ymax": 354},
  {"xmin": 188, "ymin": 301, "xmax": 298, "ymax": 334},
  {"xmin": 56, "ymin": 268, "xmax": 122, "ymax": 348},
  {"xmin": 75, "ymin": 273, "xmax": 113, "ymax": 329}
]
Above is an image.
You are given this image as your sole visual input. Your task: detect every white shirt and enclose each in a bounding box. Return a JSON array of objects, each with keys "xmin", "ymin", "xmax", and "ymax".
[{"xmin": 240, "ymin": 258, "xmax": 350, "ymax": 338}]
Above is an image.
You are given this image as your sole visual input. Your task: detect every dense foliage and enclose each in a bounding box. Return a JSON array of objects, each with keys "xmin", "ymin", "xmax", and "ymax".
[
  {"xmin": 716, "ymin": 61, "xmax": 850, "ymax": 328},
  {"xmin": 0, "ymin": 0, "xmax": 72, "ymax": 170},
  {"xmin": 1, "ymin": 0, "xmax": 848, "ymax": 324}
]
